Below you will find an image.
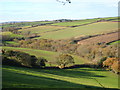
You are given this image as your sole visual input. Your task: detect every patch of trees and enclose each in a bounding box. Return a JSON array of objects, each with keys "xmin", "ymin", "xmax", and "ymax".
[
  {"xmin": 2, "ymin": 35, "xmax": 24, "ymax": 42},
  {"xmin": 17, "ymin": 39, "xmax": 77, "ymax": 53},
  {"xmin": 17, "ymin": 39, "xmax": 118, "ymax": 62},
  {"xmin": 54, "ymin": 19, "xmax": 72, "ymax": 23},
  {"xmin": 2, "ymin": 49, "xmax": 47, "ymax": 68},
  {"xmin": 56, "ymin": 54, "xmax": 74, "ymax": 69},
  {"xmin": 76, "ymin": 44, "xmax": 118, "ymax": 64},
  {"xmin": 103, "ymin": 58, "xmax": 120, "ymax": 74},
  {"xmin": 2, "ymin": 27, "xmax": 22, "ymax": 33}
]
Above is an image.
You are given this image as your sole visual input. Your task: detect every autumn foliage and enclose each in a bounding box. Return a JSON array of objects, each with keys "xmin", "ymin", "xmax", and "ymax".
[{"xmin": 103, "ymin": 58, "xmax": 120, "ymax": 74}]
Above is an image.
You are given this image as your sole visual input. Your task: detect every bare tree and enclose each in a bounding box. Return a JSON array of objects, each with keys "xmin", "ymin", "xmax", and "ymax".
[{"xmin": 56, "ymin": 0, "xmax": 71, "ymax": 5}]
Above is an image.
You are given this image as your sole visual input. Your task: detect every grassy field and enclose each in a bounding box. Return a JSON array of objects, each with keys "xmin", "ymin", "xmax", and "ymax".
[
  {"xmin": 51, "ymin": 18, "xmax": 100, "ymax": 26},
  {"xmin": 2, "ymin": 46, "xmax": 89, "ymax": 65},
  {"xmin": 37, "ymin": 22, "xmax": 118, "ymax": 39},
  {"xmin": 2, "ymin": 41, "xmax": 19, "ymax": 46},
  {"xmin": 18, "ymin": 25, "xmax": 68, "ymax": 34},
  {"xmin": 1, "ymin": 21, "xmax": 53, "ymax": 28},
  {"xmin": 2, "ymin": 65, "xmax": 119, "ymax": 89},
  {"xmin": 77, "ymin": 32, "xmax": 118, "ymax": 45},
  {"xmin": 1, "ymin": 32, "xmax": 23, "ymax": 38},
  {"xmin": 108, "ymin": 40, "xmax": 120, "ymax": 45}
]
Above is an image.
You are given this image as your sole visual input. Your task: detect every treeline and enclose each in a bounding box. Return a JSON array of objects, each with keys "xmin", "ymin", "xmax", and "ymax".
[{"xmin": 2, "ymin": 49, "xmax": 47, "ymax": 68}]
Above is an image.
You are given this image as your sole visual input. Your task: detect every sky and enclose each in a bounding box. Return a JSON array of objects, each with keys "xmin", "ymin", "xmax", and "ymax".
[{"xmin": 0, "ymin": 0, "xmax": 119, "ymax": 22}]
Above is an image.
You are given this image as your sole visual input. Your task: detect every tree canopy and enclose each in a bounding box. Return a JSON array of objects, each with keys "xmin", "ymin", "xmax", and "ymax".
[{"xmin": 56, "ymin": 53, "xmax": 74, "ymax": 68}]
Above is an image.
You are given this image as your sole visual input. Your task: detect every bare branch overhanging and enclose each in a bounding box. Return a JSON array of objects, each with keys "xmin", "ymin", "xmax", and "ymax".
[{"xmin": 56, "ymin": 0, "xmax": 71, "ymax": 5}]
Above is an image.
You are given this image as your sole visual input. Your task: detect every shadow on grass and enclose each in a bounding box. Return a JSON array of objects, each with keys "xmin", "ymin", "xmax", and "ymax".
[
  {"xmin": 2, "ymin": 68, "xmax": 118, "ymax": 90},
  {"xmin": 40, "ymin": 68, "xmax": 106, "ymax": 79},
  {"xmin": 35, "ymin": 64, "xmax": 106, "ymax": 79},
  {"xmin": 44, "ymin": 64, "xmax": 106, "ymax": 71}
]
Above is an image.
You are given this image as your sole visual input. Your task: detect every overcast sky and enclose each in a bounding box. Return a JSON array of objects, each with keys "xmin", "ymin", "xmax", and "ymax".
[{"xmin": 0, "ymin": 0, "xmax": 119, "ymax": 22}]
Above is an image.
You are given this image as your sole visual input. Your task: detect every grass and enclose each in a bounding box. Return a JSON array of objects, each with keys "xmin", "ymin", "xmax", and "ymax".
[
  {"xmin": 2, "ymin": 46, "xmax": 88, "ymax": 65},
  {"xmin": 3, "ymin": 41, "xmax": 19, "ymax": 45},
  {"xmin": 2, "ymin": 65, "xmax": 119, "ymax": 89},
  {"xmin": 18, "ymin": 25, "xmax": 68, "ymax": 34},
  {"xmin": 102, "ymin": 17, "xmax": 119, "ymax": 21},
  {"xmin": 51, "ymin": 18, "xmax": 100, "ymax": 26},
  {"xmin": 108, "ymin": 40, "xmax": 120, "ymax": 45},
  {"xmin": 37, "ymin": 22, "xmax": 118, "ymax": 39},
  {"xmin": 1, "ymin": 32, "xmax": 23, "ymax": 38},
  {"xmin": 1, "ymin": 21, "xmax": 53, "ymax": 28}
]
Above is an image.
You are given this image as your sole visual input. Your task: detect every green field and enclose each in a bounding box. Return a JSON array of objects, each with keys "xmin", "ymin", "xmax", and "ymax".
[
  {"xmin": 1, "ymin": 21, "xmax": 53, "ymax": 28},
  {"xmin": 51, "ymin": 18, "xmax": 100, "ymax": 26},
  {"xmin": 2, "ymin": 47, "xmax": 88, "ymax": 65},
  {"xmin": 37, "ymin": 22, "xmax": 118, "ymax": 39},
  {"xmin": 3, "ymin": 41, "xmax": 19, "ymax": 45},
  {"xmin": 1, "ymin": 32, "xmax": 23, "ymax": 38},
  {"xmin": 108, "ymin": 40, "xmax": 120, "ymax": 45},
  {"xmin": 18, "ymin": 25, "xmax": 68, "ymax": 34},
  {"xmin": 3, "ymin": 65, "xmax": 119, "ymax": 89}
]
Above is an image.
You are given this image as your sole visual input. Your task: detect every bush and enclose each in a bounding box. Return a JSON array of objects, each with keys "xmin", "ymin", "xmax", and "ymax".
[
  {"xmin": 35, "ymin": 57, "xmax": 47, "ymax": 68},
  {"xmin": 56, "ymin": 54, "xmax": 74, "ymax": 69},
  {"xmin": 2, "ymin": 49, "xmax": 37, "ymax": 67},
  {"xmin": 103, "ymin": 58, "xmax": 119, "ymax": 74},
  {"xmin": 2, "ymin": 56, "xmax": 22, "ymax": 66}
]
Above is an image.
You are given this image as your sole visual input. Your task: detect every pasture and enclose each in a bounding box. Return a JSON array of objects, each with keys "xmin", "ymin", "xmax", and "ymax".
[
  {"xmin": 18, "ymin": 25, "xmax": 68, "ymax": 34},
  {"xmin": 107, "ymin": 40, "xmax": 120, "ymax": 45},
  {"xmin": 3, "ymin": 65, "xmax": 119, "ymax": 89},
  {"xmin": 1, "ymin": 21, "xmax": 53, "ymax": 28},
  {"xmin": 51, "ymin": 18, "xmax": 100, "ymax": 26},
  {"xmin": 1, "ymin": 32, "xmax": 23, "ymax": 38},
  {"xmin": 77, "ymin": 32, "xmax": 118, "ymax": 45},
  {"xmin": 38, "ymin": 22, "xmax": 118, "ymax": 39},
  {"xmin": 2, "ymin": 46, "xmax": 89, "ymax": 65}
]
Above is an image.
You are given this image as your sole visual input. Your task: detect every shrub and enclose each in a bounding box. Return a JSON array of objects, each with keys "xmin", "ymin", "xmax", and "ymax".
[
  {"xmin": 56, "ymin": 54, "xmax": 74, "ymax": 69},
  {"xmin": 2, "ymin": 49, "xmax": 37, "ymax": 67},
  {"xmin": 103, "ymin": 58, "xmax": 119, "ymax": 74},
  {"xmin": 36, "ymin": 57, "xmax": 47, "ymax": 68},
  {"xmin": 111, "ymin": 60, "xmax": 120, "ymax": 74}
]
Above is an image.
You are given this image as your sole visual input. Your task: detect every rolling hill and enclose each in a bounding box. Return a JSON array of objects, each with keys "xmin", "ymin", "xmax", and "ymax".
[{"xmin": 3, "ymin": 65, "xmax": 119, "ymax": 89}]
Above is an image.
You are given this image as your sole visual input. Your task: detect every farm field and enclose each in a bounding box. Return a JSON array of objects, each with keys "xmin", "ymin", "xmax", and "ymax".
[
  {"xmin": 51, "ymin": 17, "xmax": 119, "ymax": 26},
  {"xmin": 1, "ymin": 32, "xmax": 23, "ymax": 38},
  {"xmin": 51, "ymin": 18, "xmax": 101, "ymax": 26},
  {"xmin": 2, "ymin": 65, "xmax": 119, "ymax": 89},
  {"xmin": 77, "ymin": 32, "xmax": 119, "ymax": 45},
  {"xmin": 108, "ymin": 40, "xmax": 120, "ymax": 45},
  {"xmin": 18, "ymin": 25, "xmax": 68, "ymax": 34},
  {"xmin": 38, "ymin": 22, "xmax": 118, "ymax": 39},
  {"xmin": 1, "ymin": 21, "xmax": 53, "ymax": 28},
  {"xmin": 2, "ymin": 46, "xmax": 89, "ymax": 65}
]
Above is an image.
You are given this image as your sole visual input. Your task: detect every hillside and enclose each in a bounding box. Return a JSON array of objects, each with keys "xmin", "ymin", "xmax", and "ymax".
[
  {"xmin": 38, "ymin": 22, "xmax": 118, "ymax": 39},
  {"xmin": 2, "ymin": 17, "xmax": 120, "ymax": 89},
  {"xmin": 2, "ymin": 46, "xmax": 89, "ymax": 65},
  {"xmin": 77, "ymin": 32, "xmax": 119, "ymax": 45},
  {"xmin": 3, "ymin": 65, "xmax": 119, "ymax": 89}
]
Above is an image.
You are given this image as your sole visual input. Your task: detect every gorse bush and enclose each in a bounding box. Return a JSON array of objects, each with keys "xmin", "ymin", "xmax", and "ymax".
[{"xmin": 103, "ymin": 58, "xmax": 120, "ymax": 74}]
